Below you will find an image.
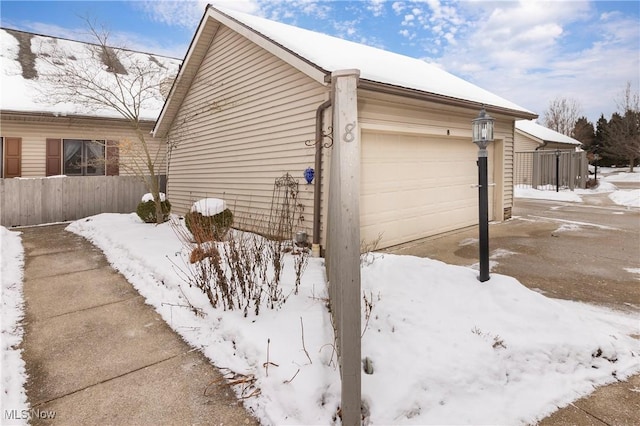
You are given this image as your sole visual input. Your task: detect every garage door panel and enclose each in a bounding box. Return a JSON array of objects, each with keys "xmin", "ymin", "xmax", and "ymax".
[{"xmin": 361, "ymin": 131, "xmax": 494, "ymax": 249}]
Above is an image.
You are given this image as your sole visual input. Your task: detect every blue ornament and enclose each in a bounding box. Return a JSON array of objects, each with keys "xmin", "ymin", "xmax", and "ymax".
[{"xmin": 304, "ymin": 167, "xmax": 314, "ymax": 184}]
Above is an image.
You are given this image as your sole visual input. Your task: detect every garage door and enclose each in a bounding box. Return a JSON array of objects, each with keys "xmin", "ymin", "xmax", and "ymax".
[{"xmin": 361, "ymin": 131, "xmax": 494, "ymax": 249}]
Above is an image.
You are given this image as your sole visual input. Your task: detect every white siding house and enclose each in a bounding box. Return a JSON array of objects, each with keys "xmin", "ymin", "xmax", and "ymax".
[{"xmin": 154, "ymin": 5, "xmax": 537, "ymax": 250}]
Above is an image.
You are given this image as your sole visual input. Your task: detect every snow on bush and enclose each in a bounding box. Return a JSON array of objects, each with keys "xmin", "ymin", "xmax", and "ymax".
[
  {"xmin": 190, "ymin": 198, "xmax": 226, "ymax": 216},
  {"xmin": 141, "ymin": 192, "xmax": 166, "ymax": 202}
]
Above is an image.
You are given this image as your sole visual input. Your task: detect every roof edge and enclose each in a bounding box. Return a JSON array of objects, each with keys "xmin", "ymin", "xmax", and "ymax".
[
  {"xmin": 1, "ymin": 26, "xmax": 182, "ymax": 61},
  {"xmin": 515, "ymin": 128, "xmax": 544, "ymax": 145},
  {"xmin": 209, "ymin": 6, "xmax": 329, "ymax": 82},
  {"xmin": 153, "ymin": 6, "xmax": 217, "ymax": 138},
  {"xmin": 359, "ymin": 80, "xmax": 539, "ymax": 120},
  {"xmin": 153, "ymin": 5, "xmax": 330, "ymax": 138},
  {"xmin": 1, "ymin": 109, "xmax": 156, "ymax": 125}
]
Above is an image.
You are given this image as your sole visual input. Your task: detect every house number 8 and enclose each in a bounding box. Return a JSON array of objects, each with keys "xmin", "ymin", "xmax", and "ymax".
[{"xmin": 343, "ymin": 122, "xmax": 356, "ymax": 143}]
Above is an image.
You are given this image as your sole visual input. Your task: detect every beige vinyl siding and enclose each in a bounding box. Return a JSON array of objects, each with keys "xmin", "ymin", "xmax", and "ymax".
[
  {"xmin": 497, "ymin": 120, "xmax": 514, "ymax": 218},
  {"xmin": 358, "ymin": 90, "xmax": 516, "ymax": 221},
  {"xmin": 166, "ymin": 25, "xmax": 327, "ymax": 238},
  {"xmin": 515, "ymin": 131, "xmax": 541, "ymax": 152},
  {"xmin": 0, "ymin": 117, "xmax": 164, "ymax": 177}
]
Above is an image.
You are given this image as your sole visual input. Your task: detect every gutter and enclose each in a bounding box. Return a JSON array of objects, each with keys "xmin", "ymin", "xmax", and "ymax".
[{"xmin": 312, "ymin": 99, "xmax": 332, "ymax": 252}]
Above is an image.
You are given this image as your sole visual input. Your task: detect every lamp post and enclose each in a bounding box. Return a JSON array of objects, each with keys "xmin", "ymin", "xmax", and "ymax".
[
  {"xmin": 472, "ymin": 107, "xmax": 494, "ymax": 283},
  {"xmin": 555, "ymin": 149, "xmax": 561, "ymax": 192},
  {"xmin": 594, "ymin": 145, "xmax": 599, "ymax": 182}
]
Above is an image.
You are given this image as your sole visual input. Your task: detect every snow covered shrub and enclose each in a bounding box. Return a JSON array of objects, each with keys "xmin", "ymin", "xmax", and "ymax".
[
  {"xmin": 185, "ymin": 198, "xmax": 233, "ymax": 243},
  {"xmin": 136, "ymin": 193, "xmax": 171, "ymax": 223}
]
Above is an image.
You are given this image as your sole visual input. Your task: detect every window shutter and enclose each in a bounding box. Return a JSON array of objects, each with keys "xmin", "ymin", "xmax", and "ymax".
[
  {"xmin": 106, "ymin": 140, "xmax": 119, "ymax": 176},
  {"xmin": 4, "ymin": 137, "xmax": 22, "ymax": 178},
  {"xmin": 46, "ymin": 138, "xmax": 62, "ymax": 176}
]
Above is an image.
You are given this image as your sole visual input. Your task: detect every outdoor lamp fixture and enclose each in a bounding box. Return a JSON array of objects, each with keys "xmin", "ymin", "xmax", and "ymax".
[{"xmin": 472, "ymin": 107, "xmax": 494, "ymax": 282}]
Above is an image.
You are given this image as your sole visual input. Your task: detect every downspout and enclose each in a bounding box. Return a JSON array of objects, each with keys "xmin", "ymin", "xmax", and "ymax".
[
  {"xmin": 312, "ymin": 99, "xmax": 332, "ymax": 255},
  {"xmin": 535, "ymin": 141, "xmax": 548, "ymax": 150}
]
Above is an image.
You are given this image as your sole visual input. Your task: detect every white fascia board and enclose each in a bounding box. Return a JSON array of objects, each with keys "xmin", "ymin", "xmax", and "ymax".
[
  {"xmin": 207, "ymin": 7, "xmax": 329, "ymax": 85},
  {"xmin": 153, "ymin": 11, "xmax": 218, "ymax": 137}
]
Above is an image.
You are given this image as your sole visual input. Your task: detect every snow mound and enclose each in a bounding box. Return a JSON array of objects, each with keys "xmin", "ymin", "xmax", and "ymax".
[
  {"xmin": 603, "ymin": 172, "xmax": 640, "ymax": 183},
  {"xmin": 190, "ymin": 198, "xmax": 226, "ymax": 216},
  {"xmin": 361, "ymin": 254, "xmax": 639, "ymax": 424},
  {"xmin": 514, "ymin": 187, "xmax": 583, "ymax": 202},
  {"xmin": 575, "ymin": 181, "xmax": 617, "ymax": 194},
  {"xmin": 609, "ymin": 189, "xmax": 640, "ymax": 208}
]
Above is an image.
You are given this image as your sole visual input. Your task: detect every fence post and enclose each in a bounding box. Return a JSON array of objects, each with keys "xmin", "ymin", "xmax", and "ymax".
[{"xmin": 327, "ymin": 69, "xmax": 361, "ymax": 425}]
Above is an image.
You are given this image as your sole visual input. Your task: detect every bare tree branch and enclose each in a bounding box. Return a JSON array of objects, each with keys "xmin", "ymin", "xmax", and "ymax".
[
  {"xmin": 543, "ymin": 96, "xmax": 582, "ymax": 137},
  {"xmin": 35, "ymin": 17, "xmax": 177, "ymax": 223}
]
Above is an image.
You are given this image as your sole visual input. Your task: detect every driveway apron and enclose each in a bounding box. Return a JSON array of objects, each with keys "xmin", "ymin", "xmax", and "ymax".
[{"xmin": 19, "ymin": 224, "xmax": 257, "ymax": 425}]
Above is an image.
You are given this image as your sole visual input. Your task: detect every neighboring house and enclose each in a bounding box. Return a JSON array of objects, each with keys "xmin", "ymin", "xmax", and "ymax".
[
  {"xmin": 0, "ymin": 28, "xmax": 180, "ymax": 181},
  {"xmin": 153, "ymin": 5, "xmax": 537, "ymax": 250},
  {"xmin": 515, "ymin": 120, "xmax": 582, "ymax": 152},
  {"xmin": 514, "ymin": 120, "xmax": 587, "ymax": 189}
]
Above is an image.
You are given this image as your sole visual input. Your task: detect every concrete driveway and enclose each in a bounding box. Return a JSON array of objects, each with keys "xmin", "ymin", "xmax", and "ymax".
[
  {"xmin": 386, "ymin": 191, "xmax": 640, "ymax": 425},
  {"xmin": 387, "ymin": 195, "xmax": 640, "ymax": 312}
]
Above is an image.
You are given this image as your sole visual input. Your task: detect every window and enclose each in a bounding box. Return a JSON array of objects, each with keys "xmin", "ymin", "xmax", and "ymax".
[{"xmin": 63, "ymin": 139, "xmax": 105, "ymax": 176}]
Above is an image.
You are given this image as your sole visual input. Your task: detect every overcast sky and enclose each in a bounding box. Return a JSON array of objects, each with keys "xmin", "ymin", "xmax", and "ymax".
[{"xmin": 2, "ymin": 0, "xmax": 638, "ymax": 123}]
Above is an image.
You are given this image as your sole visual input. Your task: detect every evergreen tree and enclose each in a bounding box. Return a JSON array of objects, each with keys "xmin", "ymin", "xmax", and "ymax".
[
  {"xmin": 572, "ymin": 116, "xmax": 595, "ymax": 150},
  {"xmin": 605, "ymin": 82, "xmax": 640, "ymax": 171}
]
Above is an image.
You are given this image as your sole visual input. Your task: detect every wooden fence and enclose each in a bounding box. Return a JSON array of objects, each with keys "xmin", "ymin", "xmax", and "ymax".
[
  {"xmin": 514, "ymin": 150, "xmax": 588, "ymax": 190},
  {"xmin": 0, "ymin": 176, "xmax": 147, "ymax": 227}
]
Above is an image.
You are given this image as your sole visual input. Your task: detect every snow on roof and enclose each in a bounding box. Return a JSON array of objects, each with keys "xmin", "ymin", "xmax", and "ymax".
[
  {"xmin": 214, "ymin": 6, "xmax": 535, "ymax": 115},
  {"xmin": 0, "ymin": 28, "xmax": 181, "ymax": 121},
  {"xmin": 515, "ymin": 120, "xmax": 582, "ymax": 145}
]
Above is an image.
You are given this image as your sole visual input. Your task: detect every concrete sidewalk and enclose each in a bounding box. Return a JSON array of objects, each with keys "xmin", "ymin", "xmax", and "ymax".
[{"xmin": 19, "ymin": 224, "xmax": 258, "ymax": 425}]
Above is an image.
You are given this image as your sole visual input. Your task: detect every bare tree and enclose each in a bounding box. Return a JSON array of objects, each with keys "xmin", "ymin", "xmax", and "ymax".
[
  {"xmin": 603, "ymin": 82, "xmax": 640, "ymax": 172},
  {"xmin": 543, "ymin": 96, "xmax": 582, "ymax": 137},
  {"xmin": 36, "ymin": 19, "xmax": 176, "ymax": 223}
]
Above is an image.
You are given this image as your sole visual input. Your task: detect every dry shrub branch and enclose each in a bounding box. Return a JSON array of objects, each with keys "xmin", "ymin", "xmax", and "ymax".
[{"xmin": 170, "ymin": 208, "xmax": 306, "ymax": 316}]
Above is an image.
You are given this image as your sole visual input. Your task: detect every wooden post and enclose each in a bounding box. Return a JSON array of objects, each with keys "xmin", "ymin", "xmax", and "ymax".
[{"xmin": 329, "ymin": 69, "xmax": 361, "ymax": 425}]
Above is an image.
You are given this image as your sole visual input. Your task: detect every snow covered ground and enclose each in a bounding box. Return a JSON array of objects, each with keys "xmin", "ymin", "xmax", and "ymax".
[
  {"xmin": 4, "ymin": 214, "xmax": 638, "ymax": 425},
  {"xmin": 515, "ymin": 170, "xmax": 640, "ymax": 208},
  {"xmin": 1, "ymin": 227, "xmax": 28, "ymax": 424}
]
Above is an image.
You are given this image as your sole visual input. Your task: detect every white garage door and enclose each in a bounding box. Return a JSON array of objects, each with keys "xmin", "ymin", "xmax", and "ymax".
[{"xmin": 361, "ymin": 131, "xmax": 494, "ymax": 249}]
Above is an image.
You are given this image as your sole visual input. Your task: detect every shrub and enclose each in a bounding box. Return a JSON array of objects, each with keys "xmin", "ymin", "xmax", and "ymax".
[
  {"xmin": 136, "ymin": 199, "xmax": 171, "ymax": 223},
  {"xmin": 185, "ymin": 208, "xmax": 234, "ymax": 243}
]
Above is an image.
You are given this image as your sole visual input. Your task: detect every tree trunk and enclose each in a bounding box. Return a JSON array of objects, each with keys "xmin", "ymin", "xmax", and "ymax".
[{"xmin": 149, "ymin": 173, "xmax": 164, "ymax": 225}]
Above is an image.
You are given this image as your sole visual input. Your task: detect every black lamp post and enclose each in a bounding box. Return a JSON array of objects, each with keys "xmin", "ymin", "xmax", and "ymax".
[
  {"xmin": 555, "ymin": 149, "xmax": 561, "ymax": 192},
  {"xmin": 472, "ymin": 107, "xmax": 494, "ymax": 283},
  {"xmin": 594, "ymin": 145, "xmax": 599, "ymax": 182}
]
